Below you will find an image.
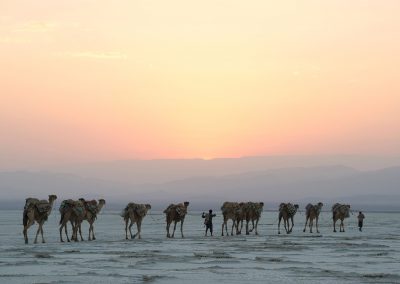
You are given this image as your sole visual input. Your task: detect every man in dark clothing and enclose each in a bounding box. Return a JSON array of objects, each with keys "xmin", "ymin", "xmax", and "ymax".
[
  {"xmin": 202, "ymin": 209, "xmax": 216, "ymax": 236},
  {"xmin": 357, "ymin": 211, "xmax": 365, "ymax": 231}
]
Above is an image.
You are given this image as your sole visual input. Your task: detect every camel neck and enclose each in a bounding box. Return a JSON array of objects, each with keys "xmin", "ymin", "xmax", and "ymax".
[{"xmin": 97, "ymin": 203, "xmax": 105, "ymax": 213}]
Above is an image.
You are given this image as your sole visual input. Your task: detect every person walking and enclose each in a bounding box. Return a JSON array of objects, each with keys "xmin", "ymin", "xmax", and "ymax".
[
  {"xmin": 357, "ymin": 211, "xmax": 365, "ymax": 231},
  {"xmin": 202, "ymin": 209, "xmax": 216, "ymax": 236}
]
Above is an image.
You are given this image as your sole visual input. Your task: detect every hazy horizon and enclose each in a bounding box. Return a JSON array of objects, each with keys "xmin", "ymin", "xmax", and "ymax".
[{"xmin": 1, "ymin": 155, "xmax": 399, "ymax": 211}]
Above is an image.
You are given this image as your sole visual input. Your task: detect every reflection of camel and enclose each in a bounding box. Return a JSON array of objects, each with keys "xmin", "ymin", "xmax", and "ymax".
[
  {"xmin": 121, "ymin": 203, "xmax": 151, "ymax": 239},
  {"xmin": 59, "ymin": 199, "xmax": 86, "ymax": 242},
  {"xmin": 78, "ymin": 199, "xmax": 106, "ymax": 241},
  {"xmin": 221, "ymin": 202, "xmax": 244, "ymax": 236},
  {"xmin": 164, "ymin": 202, "xmax": 189, "ymax": 238},
  {"xmin": 23, "ymin": 195, "xmax": 57, "ymax": 244},
  {"xmin": 242, "ymin": 202, "xmax": 264, "ymax": 235},
  {"xmin": 332, "ymin": 203, "xmax": 351, "ymax": 232},
  {"xmin": 303, "ymin": 202, "xmax": 323, "ymax": 233},
  {"xmin": 278, "ymin": 203, "xmax": 299, "ymax": 234}
]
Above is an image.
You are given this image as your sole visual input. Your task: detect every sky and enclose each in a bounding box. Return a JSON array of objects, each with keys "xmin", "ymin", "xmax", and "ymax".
[{"xmin": 1, "ymin": 1, "xmax": 400, "ymax": 169}]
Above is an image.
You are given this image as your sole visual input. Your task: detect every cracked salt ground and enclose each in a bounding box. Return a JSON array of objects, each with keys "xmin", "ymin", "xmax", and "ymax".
[{"xmin": 0, "ymin": 210, "xmax": 399, "ymax": 283}]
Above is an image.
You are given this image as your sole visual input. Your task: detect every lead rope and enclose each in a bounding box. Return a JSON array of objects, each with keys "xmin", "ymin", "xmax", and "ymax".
[{"xmin": 148, "ymin": 212, "xmax": 165, "ymax": 222}]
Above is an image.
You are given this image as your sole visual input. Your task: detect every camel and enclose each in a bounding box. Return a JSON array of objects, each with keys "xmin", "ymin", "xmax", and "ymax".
[
  {"xmin": 278, "ymin": 203, "xmax": 299, "ymax": 234},
  {"xmin": 303, "ymin": 202, "xmax": 323, "ymax": 233},
  {"xmin": 76, "ymin": 198, "xmax": 106, "ymax": 241},
  {"xmin": 23, "ymin": 195, "xmax": 57, "ymax": 244},
  {"xmin": 164, "ymin": 201, "xmax": 189, "ymax": 238},
  {"xmin": 221, "ymin": 202, "xmax": 245, "ymax": 236},
  {"xmin": 59, "ymin": 199, "xmax": 87, "ymax": 242},
  {"xmin": 332, "ymin": 203, "xmax": 351, "ymax": 232},
  {"xmin": 243, "ymin": 202, "xmax": 264, "ymax": 235},
  {"xmin": 121, "ymin": 203, "xmax": 151, "ymax": 239}
]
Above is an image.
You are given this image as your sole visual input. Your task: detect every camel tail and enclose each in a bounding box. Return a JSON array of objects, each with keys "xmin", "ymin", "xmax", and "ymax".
[
  {"xmin": 59, "ymin": 211, "xmax": 65, "ymax": 225},
  {"xmin": 23, "ymin": 210, "xmax": 28, "ymax": 226}
]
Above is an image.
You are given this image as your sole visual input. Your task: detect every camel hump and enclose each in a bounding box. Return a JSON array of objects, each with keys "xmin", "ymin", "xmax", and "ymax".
[
  {"xmin": 332, "ymin": 203, "xmax": 341, "ymax": 212},
  {"xmin": 35, "ymin": 200, "xmax": 51, "ymax": 213},
  {"xmin": 163, "ymin": 204, "xmax": 175, "ymax": 214},
  {"xmin": 85, "ymin": 200, "xmax": 98, "ymax": 214},
  {"xmin": 287, "ymin": 203, "xmax": 298, "ymax": 215},
  {"xmin": 305, "ymin": 203, "xmax": 313, "ymax": 211},
  {"xmin": 24, "ymin": 198, "xmax": 40, "ymax": 210}
]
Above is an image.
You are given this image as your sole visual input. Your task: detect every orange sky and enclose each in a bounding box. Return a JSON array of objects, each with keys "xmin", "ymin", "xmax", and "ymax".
[{"xmin": 1, "ymin": 1, "xmax": 400, "ymax": 168}]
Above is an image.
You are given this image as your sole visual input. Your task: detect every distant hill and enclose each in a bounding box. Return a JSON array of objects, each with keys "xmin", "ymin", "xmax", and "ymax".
[
  {"xmin": 0, "ymin": 165, "xmax": 399, "ymax": 211},
  {"xmin": 49, "ymin": 155, "xmax": 400, "ymax": 184}
]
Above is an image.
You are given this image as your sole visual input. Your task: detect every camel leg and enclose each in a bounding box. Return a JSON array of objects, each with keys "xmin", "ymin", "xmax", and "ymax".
[
  {"xmin": 23, "ymin": 219, "xmax": 34, "ymax": 244},
  {"xmin": 230, "ymin": 220, "xmax": 235, "ymax": 236},
  {"xmin": 34, "ymin": 224, "xmax": 41, "ymax": 244},
  {"xmin": 284, "ymin": 219, "xmax": 289, "ymax": 234},
  {"xmin": 60, "ymin": 223, "xmax": 67, "ymax": 242},
  {"xmin": 59, "ymin": 224, "xmax": 64, "ymax": 242},
  {"xmin": 290, "ymin": 216, "xmax": 294, "ymax": 233},
  {"xmin": 180, "ymin": 220, "xmax": 185, "ymax": 238},
  {"xmin": 278, "ymin": 216, "xmax": 282, "ymax": 234},
  {"xmin": 341, "ymin": 219, "xmax": 345, "ymax": 232},
  {"xmin": 40, "ymin": 223, "xmax": 45, "ymax": 243},
  {"xmin": 255, "ymin": 219, "xmax": 259, "ymax": 235},
  {"xmin": 316, "ymin": 216, "xmax": 320, "ymax": 233},
  {"xmin": 303, "ymin": 217, "xmax": 308, "ymax": 232},
  {"xmin": 65, "ymin": 222, "xmax": 70, "ymax": 242},
  {"xmin": 91, "ymin": 222, "xmax": 96, "ymax": 240},
  {"xmin": 238, "ymin": 220, "xmax": 243, "ymax": 234},
  {"xmin": 133, "ymin": 220, "xmax": 142, "ymax": 239},
  {"xmin": 128, "ymin": 221, "xmax": 134, "ymax": 239},
  {"xmin": 166, "ymin": 222, "xmax": 171, "ymax": 238},
  {"xmin": 125, "ymin": 219, "xmax": 129, "ymax": 240},
  {"xmin": 87, "ymin": 224, "xmax": 91, "ymax": 241},
  {"xmin": 309, "ymin": 218, "xmax": 313, "ymax": 233},
  {"xmin": 72, "ymin": 222, "xmax": 80, "ymax": 242},
  {"xmin": 333, "ymin": 214, "xmax": 337, "ymax": 232},
  {"xmin": 69, "ymin": 220, "xmax": 75, "ymax": 241},
  {"xmin": 78, "ymin": 223, "xmax": 84, "ymax": 241},
  {"xmin": 246, "ymin": 220, "xmax": 250, "ymax": 235},
  {"xmin": 249, "ymin": 219, "xmax": 255, "ymax": 233},
  {"xmin": 221, "ymin": 220, "xmax": 225, "ymax": 236},
  {"xmin": 171, "ymin": 221, "xmax": 177, "ymax": 238}
]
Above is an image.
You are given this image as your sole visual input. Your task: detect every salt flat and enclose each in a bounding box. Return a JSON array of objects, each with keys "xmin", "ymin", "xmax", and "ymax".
[{"xmin": 1, "ymin": 210, "xmax": 399, "ymax": 283}]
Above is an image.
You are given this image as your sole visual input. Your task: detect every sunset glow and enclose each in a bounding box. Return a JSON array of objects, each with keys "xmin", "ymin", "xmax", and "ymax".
[{"xmin": 1, "ymin": 1, "xmax": 400, "ymax": 168}]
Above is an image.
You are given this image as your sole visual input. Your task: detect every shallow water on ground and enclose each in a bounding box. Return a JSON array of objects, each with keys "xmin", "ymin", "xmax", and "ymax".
[{"xmin": 0, "ymin": 210, "xmax": 399, "ymax": 283}]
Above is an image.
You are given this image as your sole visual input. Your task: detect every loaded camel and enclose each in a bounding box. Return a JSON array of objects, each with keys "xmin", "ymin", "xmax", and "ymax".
[
  {"xmin": 121, "ymin": 202, "xmax": 151, "ymax": 239},
  {"xmin": 278, "ymin": 203, "xmax": 299, "ymax": 234},
  {"xmin": 221, "ymin": 202, "xmax": 244, "ymax": 236},
  {"xmin": 332, "ymin": 203, "xmax": 351, "ymax": 232},
  {"xmin": 23, "ymin": 195, "xmax": 57, "ymax": 244},
  {"xmin": 58, "ymin": 199, "xmax": 86, "ymax": 242},
  {"xmin": 303, "ymin": 202, "xmax": 323, "ymax": 233},
  {"xmin": 164, "ymin": 201, "xmax": 189, "ymax": 238},
  {"xmin": 77, "ymin": 198, "xmax": 106, "ymax": 241},
  {"xmin": 243, "ymin": 202, "xmax": 264, "ymax": 235}
]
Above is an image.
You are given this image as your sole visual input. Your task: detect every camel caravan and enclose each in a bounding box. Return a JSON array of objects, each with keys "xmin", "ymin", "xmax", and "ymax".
[{"xmin": 22, "ymin": 196, "xmax": 353, "ymax": 244}]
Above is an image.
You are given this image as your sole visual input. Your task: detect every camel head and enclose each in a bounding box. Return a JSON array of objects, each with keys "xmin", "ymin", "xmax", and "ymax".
[
  {"xmin": 48, "ymin": 195, "xmax": 57, "ymax": 202},
  {"xmin": 99, "ymin": 199, "xmax": 106, "ymax": 205},
  {"xmin": 259, "ymin": 202, "xmax": 264, "ymax": 207},
  {"xmin": 294, "ymin": 204, "xmax": 299, "ymax": 209},
  {"xmin": 183, "ymin": 201, "xmax": 190, "ymax": 207},
  {"xmin": 317, "ymin": 202, "xmax": 324, "ymax": 208},
  {"xmin": 145, "ymin": 204, "xmax": 151, "ymax": 210}
]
